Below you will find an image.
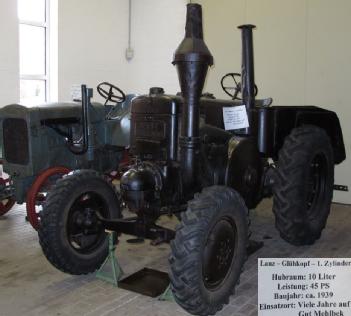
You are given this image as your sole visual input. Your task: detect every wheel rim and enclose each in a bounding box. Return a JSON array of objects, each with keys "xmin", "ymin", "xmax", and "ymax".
[
  {"xmin": 306, "ymin": 153, "xmax": 328, "ymax": 214},
  {"xmin": 0, "ymin": 197, "xmax": 15, "ymax": 216},
  {"xmin": 66, "ymin": 192, "xmax": 108, "ymax": 254},
  {"xmin": 202, "ymin": 217, "xmax": 237, "ymax": 290},
  {"xmin": 26, "ymin": 166, "xmax": 70, "ymax": 230},
  {"xmin": 0, "ymin": 177, "xmax": 15, "ymax": 216}
]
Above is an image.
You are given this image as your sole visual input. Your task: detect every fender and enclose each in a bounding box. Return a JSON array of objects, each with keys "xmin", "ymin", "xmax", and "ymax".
[{"xmin": 256, "ymin": 106, "xmax": 346, "ymax": 164}]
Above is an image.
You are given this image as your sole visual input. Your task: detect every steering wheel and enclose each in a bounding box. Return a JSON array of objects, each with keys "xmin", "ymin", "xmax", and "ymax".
[
  {"xmin": 220, "ymin": 73, "xmax": 258, "ymax": 100},
  {"xmin": 97, "ymin": 82, "xmax": 126, "ymax": 105}
]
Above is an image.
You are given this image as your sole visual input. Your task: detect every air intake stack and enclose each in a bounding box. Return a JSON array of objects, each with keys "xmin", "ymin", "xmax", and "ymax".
[{"xmin": 173, "ymin": 3, "xmax": 213, "ymax": 193}]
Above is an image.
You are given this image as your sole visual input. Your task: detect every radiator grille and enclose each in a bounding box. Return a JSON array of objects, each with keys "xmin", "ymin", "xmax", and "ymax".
[{"xmin": 3, "ymin": 118, "xmax": 29, "ymax": 165}]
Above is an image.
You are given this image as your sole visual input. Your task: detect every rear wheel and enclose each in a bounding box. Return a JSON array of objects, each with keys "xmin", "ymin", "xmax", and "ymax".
[
  {"xmin": 0, "ymin": 161, "xmax": 15, "ymax": 216},
  {"xmin": 0, "ymin": 177, "xmax": 15, "ymax": 216},
  {"xmin": 273, "ymin": 125, "xmax": 334, "ymax": 245},
  {"xmin": 169, "ymin": 186, "xmax": 249, "ymax": 316},
  {"xmin": 26, "ymin": 166, "xmax": 70, "ymax": 230},
  {"xmin": 38, "ymin": 170, "xmax": 121, "ymax": 274}
]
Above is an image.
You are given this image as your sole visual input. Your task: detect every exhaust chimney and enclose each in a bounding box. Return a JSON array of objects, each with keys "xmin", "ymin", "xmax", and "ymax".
[
  {"xmin": 173, "ymin": 3, "xmax": 213, "ymax": 193},
  {"xmin": 238, "ymin": 24, "xmax": 256, "ymax": 135}
]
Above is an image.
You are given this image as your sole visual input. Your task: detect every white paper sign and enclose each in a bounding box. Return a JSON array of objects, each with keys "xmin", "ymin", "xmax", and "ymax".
[
  {"xmin": 258, "ymin": 258, "xmax": 351, "ymax": 316},
  {"xmin": 71, "ymin": 84, "xmax": 82, "ymax": 101},
  {"xmin": 222, "ymin": 105, "xmax": 249, "ymax": 130}
]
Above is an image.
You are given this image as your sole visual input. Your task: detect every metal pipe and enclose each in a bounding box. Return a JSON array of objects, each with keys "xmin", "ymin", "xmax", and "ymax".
[
  {"xmin": 67, "ymin": 85, "xmax": 91, "ymax": 155},
  {"xmin": 238, "ymin": 24, "xmax": 256, "ymax": 135},
  {"xmin": 173, "ymin": 4, "xmax": 213, "ymax": 193},
  {"xmin": 125, "ymin": 0, "xmax": 134, "ymax": 61},
  {"xmin": 128, "ymin": 0, "xmax": 132, "ymax": 49}
]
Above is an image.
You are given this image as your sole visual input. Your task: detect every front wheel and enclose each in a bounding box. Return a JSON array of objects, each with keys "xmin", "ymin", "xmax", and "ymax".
[
  {"xmin": 38, "ymin": 170, "xmax": 121, "ymax": 275},
  {"xmin": 169, "ymin": 186, "xmax": 249, "ymax": 316}
]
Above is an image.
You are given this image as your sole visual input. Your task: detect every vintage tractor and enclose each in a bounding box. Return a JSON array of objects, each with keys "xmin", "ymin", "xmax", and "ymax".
[
  {"xmin": 38, "ymin": 3, "xmax": 345, "ymax": 315},
  {"xmin": 0, "ymin": 82, "xmax": 133, "ymax": 229}
]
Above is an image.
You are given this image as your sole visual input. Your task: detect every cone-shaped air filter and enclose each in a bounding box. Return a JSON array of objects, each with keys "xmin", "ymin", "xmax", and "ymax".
[
  {"xmin": 173, "ymin": 4, "xmax": 213, "ymax": 65},
  {"xmin": 173, "ymin": 3, "xmax": 213, "ymax": 193}
]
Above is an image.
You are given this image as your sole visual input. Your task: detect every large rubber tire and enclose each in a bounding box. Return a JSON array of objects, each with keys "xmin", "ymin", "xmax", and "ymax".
[
  {"xmin": 273, "ymin": 125, "xmax": 334, "ymax": 246},
  {"xmin": 169, "ymin": 186, "xmax": 249, "ymax": 316},
  {"xmin": 38, "ymin": 170, "xmax": 121, "ymax": 275}
]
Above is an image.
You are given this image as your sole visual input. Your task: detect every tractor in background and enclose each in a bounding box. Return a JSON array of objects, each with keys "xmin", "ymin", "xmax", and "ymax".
[{"xmin": 0, "ymin": 82, "xmax": 134, "ymax": 229}]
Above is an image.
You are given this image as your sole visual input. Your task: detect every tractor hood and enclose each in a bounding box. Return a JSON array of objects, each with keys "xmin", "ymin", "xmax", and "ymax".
[{"xmin": 0, "ymin": 102, "xmax": 106, "ymax": 123}]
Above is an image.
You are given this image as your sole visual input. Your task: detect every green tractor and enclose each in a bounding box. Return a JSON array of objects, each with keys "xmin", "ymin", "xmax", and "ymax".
[{"xmin": 0, "ymin": 82, "xmax": 133, "ymax": 229}]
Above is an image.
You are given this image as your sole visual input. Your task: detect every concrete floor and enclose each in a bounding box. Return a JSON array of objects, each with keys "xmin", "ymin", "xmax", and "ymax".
[{"xmin": 0, "ymin": 200, "xmax": 350, "ymax": 316}]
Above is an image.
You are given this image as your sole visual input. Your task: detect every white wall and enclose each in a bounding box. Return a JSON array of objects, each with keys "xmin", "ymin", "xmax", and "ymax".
[
  {"xmin": 0, "ymin": 0, "xmax": 19, "ymax": 105},
  {"xmin": 304, "ymin": 0, "xmax": 351, "ymax": 204},
  {"xmin": 126, "ymin": 0, "xmax": 186, "ymax": 94},
  {"xmin": 198, "ymin": 0, "xmax": 351, "ymax": 204},
  {"xmin": 58, "ymin": 0, "xmax": 130, "ymax": 102},
  {"xmin": 58, "ymin": 0, "xmax": 186, "ymax": 102}
]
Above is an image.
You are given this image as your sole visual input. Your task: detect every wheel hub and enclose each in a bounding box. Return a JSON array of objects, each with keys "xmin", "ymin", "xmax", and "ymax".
[
  {"xmin": 67, "ymin": 192, "xmax": 107, "ymax": 253},
  {"xmin": 306, "ymin": 153, "xmax": 327, "ymax": 212},
  {"xmin": 202, "ymin": 218, "xmax": 237, "ymax": 289}
]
